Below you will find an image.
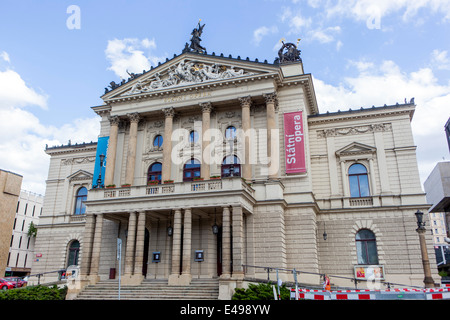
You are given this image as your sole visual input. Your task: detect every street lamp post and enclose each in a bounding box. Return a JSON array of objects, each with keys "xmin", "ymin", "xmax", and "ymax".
[
  {"xmin": 414, "ymin": 210, "xmax": 435, "ymax": 288},
  {"xmin": 96, "ymin": 154, "xmax": 105, "ymax": 188}
]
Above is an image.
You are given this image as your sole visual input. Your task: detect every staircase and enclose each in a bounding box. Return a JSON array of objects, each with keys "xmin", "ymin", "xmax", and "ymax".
[{"xmin": 74, "ymin": 278, "xmax": 219, "ymax": 300}]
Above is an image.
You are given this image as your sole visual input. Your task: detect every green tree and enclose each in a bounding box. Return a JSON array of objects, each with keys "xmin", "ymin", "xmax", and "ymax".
[{"xmin": 232, "ymin": 282, "xmax": 290, "ymax": 300}]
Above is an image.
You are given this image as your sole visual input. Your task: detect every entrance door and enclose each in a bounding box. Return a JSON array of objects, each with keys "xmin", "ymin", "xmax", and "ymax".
[
  {"xmin": 142, "ymin": 228, "xmax": 150, "ymax": 276},
  {"xmin": 216, "ymin": 227, "xmax": 222, "ymax": 276}
]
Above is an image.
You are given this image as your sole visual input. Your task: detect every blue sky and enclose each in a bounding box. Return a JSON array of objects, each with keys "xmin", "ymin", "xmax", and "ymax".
[{"xmin": 0, "ymin": 0, "xmax": 449, "ymax": 195}]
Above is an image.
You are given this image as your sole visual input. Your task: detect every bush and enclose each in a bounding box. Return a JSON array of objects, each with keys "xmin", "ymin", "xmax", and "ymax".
[
  {"xmin": 232, "ymin": 282, "xmax": 290, "ymax": 300},
  {"xmin": 0, "ymin": 285, "xmax": 67, "ymax": 300}
]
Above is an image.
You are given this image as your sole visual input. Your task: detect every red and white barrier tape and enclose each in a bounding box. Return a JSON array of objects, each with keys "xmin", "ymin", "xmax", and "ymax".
[{"xmin": 290, "ymin": 287, "xmax": 450, "ymax": 300}]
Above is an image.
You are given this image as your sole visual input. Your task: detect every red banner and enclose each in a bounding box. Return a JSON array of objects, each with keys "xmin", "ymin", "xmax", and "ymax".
[{"xmin": 283, "ymin": 111, "xmax": 306, "ymax": 173}]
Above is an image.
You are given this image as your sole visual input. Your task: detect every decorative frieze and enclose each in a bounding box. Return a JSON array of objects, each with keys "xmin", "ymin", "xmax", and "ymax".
[
  {"xmin": 317, "ymin": 123, "xmax": 392, "ymax": 138},
  {"xmin": 61, "ymin": 157, "xmax": 96, "ymax": 166}
]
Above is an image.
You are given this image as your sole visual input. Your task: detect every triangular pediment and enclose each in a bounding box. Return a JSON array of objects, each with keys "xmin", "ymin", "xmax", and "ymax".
[
  {"xmin": 336, "ymin": 142, "xmax": 376, "ymax": 157},
  {"xmin": 67, "ymin": 169, "xmax": 93, "ymax": 182},
  {"xmin": 102, "ymin": 52, "xmax": 279, "ymax": 101}
]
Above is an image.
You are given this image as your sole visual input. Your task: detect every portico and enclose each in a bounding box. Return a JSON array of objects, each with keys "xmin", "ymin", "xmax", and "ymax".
[{"xmin": 81, "ymin": 181, "xmax": 254, "ymax": 285}]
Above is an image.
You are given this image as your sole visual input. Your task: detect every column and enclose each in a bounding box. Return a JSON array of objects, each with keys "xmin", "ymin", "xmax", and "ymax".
[
  {"xmin": 89, "ymin": 213, "xmax": 104, "ymax": 279},
  {"xmin": 232, "ymin": 205, "xmax": 244, "ymax": 278},
  {"xmin": 79, "ymin": 213, "xmax": 95, "ymax": 278},
  {"xmin": 239, "ymin": 96, "xmax": 252, "ymax": 180},
  {"xmin": 125, "ymin": 113, "xmax": 140, "ymax": 185},
  {"xmin": 104, "ymin": 115, "xmax": 120, "ymax": 186},
  {"xmin": 170, "ymin": 209, "xmax": 182, "ymax": 278},
  {"xmin": 133, "ymin": 211, "xmax": 146, "ymax": 277},
  {"xmin": 162, "ymin": 107, "xmax": 175, "ymax": 182},
  {"xmin": 264, "ymin": 92, "xmax": 279, "ymax": 179},
  {"xmin": 200, "ymin": 102, "xmax": 212, "ymax": 179},
  {"xmin": 221, "ymin": 206, "xmax": 231, "ymax": 278},
  {"xmin": 181, "ymin": 208, "xmax": 192, "ymax": 283},
  {"xmin": 340, "ymin": 161, "xmax": 350, "ymax": 197},
  {"xmin": 124, "ymin": 212, "xmax": 137, "ymax": 276}
]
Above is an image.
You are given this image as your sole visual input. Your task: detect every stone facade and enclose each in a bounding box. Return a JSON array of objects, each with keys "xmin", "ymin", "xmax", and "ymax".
[
  {"xmin": 0, "ymin": 169, "xmax": 23, "ymax": 277},
  {"xmin": 31, "ymin": 50, "xmax": 438, "ymax": 299}
]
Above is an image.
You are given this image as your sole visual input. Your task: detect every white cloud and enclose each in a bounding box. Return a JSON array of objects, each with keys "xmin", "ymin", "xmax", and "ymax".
[
  {"xmin": 105, "ymin": 38, "xmax": 165, "ymax": 79},
  {"xmin": 431, "ymin": 49, "xmax": 450, "ymax": 70},
  {"xmin": 0, "ymin": 52, "xmax": 100, "ymax": 195},
  {"xmin": 252, "ymin": 26, "xmax": 278, "ymax": 46},
  {"xmin": 313, "ymin": 58, "xmax": 450, "ymax": 184},
  {"xmin": 308, "ymin": 26, "xmax": 341, "ymax": 43},
  {"xmin": 0, "ymin": 69, "xmax": 48, "ymax": 110},
  {"xmin": 0, "ymin": 51, "xmax": 10, "ymax": 63},
  {"xmin": 280, "ymin": 7, "xmax": 312, "ymax": 34},
  {"xmin": 324, "ymin": 0, "xmax": 450, "ymax": 23}
]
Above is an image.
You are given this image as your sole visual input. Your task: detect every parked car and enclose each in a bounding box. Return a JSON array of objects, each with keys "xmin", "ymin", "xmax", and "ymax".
[
  {"xmin": 0, "ymin": 278, "xmax": 15, "ymax": 290},
  {"xmin": 3, "ymin": 277, "xmax": 26, "ymax": 288}
]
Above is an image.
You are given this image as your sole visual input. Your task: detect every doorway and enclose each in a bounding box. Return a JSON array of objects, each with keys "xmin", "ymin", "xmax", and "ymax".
[
  {"xmin": 142, "ymin": 228, "xmax": 150, "ymax": 276},
  {"xmin": 216, "ymin": 227, "xmax": 222, "ymax": 276}
]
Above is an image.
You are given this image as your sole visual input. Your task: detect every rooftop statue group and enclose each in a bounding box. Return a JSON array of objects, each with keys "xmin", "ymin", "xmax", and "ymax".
[{"xmin": 105, "ymin": 21, "xmax": 302, "ymax": 94}]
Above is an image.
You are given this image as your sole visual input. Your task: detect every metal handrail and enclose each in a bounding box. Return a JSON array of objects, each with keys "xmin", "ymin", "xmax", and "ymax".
[
  {"xmin": 22, "ymin": 269, "xmax": 67, "ymax": 286},
  {"xmin": 242, "ymin": 264, "xmax": 426, "ymax": 290}
]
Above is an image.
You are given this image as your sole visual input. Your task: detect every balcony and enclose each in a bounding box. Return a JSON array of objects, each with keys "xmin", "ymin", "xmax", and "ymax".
[{"xmin": 86, "ymin": 177, "xmax": 255, "ymax": 214}]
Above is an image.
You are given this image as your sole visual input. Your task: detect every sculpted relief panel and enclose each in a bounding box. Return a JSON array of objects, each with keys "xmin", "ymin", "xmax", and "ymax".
[{"xmin": 121, "ymin": 60, "xmax": 255, "ymax": 97}]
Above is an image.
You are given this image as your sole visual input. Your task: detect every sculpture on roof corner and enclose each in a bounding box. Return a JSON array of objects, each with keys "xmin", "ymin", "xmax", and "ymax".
[
  {"xmin": 275, "ymin": 39, "xmax": 302, "ymax": 64},
  {"xmin": 183, "ymin": 20, "xmax": 207, "ymax": 54}
]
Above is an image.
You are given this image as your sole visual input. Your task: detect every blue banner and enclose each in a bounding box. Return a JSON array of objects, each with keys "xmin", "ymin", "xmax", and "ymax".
[{"xmin": 92, "ymin": 136, "xmax": 109, "ymax": 188}]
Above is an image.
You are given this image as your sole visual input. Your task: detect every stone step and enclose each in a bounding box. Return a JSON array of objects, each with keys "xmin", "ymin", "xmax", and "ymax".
[{"xmin": 74, "ymin": 278, "xmax": 219, "ymax": 300}]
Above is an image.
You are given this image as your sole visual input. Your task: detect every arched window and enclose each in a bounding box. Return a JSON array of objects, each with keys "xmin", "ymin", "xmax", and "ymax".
[
  {"xmin": 67, "ymin": 240, "xmax": 80, "ymax": 267},
  {"xmin": 225, "ymin": 126, "xmax": 236, "ymax": 140},
  {"xmin": 349, "ymin": 163, "xmax": 370, "ymax": 198},
  {"xmin": 221, "ymin": 155, "xmax": 241, "ymax": 177},
  {"xmin": 148, "ymin": 162, "xmax": 162, "ymax": 184},
  {"xmin": 356, "ymin": 229, "xmax": 379, "ymax": 265},
  {"xmin": 189, "ymin": 130, "xmax": 199, "ymax": 143},
  {"xmin": 74, "ymin": 187, "xmax": 87, "ymax": 215},
  {"xmin": 153, "ymin": 135, "xmax": 163, "ymax": 148},
  {"xmin": 183, "ymin": 159, "xmax": 201, "ymax": 181}
]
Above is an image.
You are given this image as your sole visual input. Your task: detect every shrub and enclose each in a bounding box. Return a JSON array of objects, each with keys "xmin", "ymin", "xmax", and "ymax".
[
  {"xmin": 0, "ymin": 285, "xmax": 67, "ymax": 300},
  {"xmin": 232, "ymin": 282, "xmax": 290, "ymax": 300}
]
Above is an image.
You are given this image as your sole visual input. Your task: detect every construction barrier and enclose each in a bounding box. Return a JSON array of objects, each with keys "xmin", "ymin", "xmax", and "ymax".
[{"xmin": 290, "ymin": 287, "xmax": 450, "ymax": 300}]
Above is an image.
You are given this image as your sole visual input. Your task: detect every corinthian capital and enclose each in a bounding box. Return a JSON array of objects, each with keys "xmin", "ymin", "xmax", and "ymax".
[
  {"xmin": 162, "ymin": 107, "xmax": 175, "ymax": 118},
  {"xmin": 108, "ymin": 115, "xmax": 120, "ymax": 126},
  {"xmin": 263, "ymin": 92, "xmax": 278, "ymax": 104},
  {"xmin": 200, "ymin": 102, "xmax": 213, "ymax": 113},
  {"xmin": 127, "ymin": 112, "xmax": 141, "ymax": 123},
  {"xmin": 238, "ymin": 96, "xmax": 252, "ymax": 108}
]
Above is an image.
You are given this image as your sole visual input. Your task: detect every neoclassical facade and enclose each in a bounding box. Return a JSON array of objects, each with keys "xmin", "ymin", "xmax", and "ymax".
[{"xmin": 31, "ymin": 40, "xmax": 438, "ymax": 299}]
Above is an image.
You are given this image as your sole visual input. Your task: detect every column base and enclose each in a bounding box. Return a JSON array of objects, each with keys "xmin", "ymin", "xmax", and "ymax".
[
  {"xmin": 121, "ymin": 274, "xmax": 144, "ymax": 286},
  {"xmin": 168, "ymin": 274, "xmax": 192, "ymax": 286}
]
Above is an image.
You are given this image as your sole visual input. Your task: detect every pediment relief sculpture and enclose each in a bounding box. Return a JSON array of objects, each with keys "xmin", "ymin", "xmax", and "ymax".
[{"xmin": 120, "ymin": 60, "xmax": 255, "ymax": 97}]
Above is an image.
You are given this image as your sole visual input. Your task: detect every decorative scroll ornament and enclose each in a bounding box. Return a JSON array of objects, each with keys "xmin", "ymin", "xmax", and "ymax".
[{"xmin": 121, "ymin": 61, "xmax": 255, "ymax": 96}]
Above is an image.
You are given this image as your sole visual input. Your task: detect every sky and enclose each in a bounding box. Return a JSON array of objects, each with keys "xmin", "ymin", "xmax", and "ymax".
[{"xmin": 0, "ymin": 0, "xmax": 449, "ymax": 195}]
